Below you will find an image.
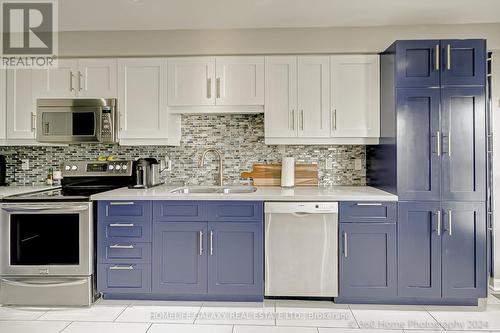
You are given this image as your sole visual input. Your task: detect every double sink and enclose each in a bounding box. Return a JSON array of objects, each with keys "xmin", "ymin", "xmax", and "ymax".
[{"xmin": 169, "ymin": 186, "xmax": 257, "ymax": 195}]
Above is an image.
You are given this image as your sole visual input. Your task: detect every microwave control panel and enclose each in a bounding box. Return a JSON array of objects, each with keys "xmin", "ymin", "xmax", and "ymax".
[{"xmin": 101, "ymin": 107, "xmax": 115, "ymax": 143}]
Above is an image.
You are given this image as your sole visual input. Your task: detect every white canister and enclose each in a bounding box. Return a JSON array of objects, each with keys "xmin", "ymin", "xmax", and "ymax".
[{"xmin": 281, "ymin": 157, "xmax": 295, "ymax": 188}]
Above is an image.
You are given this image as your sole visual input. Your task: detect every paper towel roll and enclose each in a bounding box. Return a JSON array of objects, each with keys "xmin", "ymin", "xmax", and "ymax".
[{"xmin": 281, "ymin": 157, "xmax": 295, "ymax": 188}]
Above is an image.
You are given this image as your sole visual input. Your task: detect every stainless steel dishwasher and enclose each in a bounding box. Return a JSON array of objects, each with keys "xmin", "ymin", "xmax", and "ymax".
[{"xmin": 264, "ymin": 202, "xmax": 338, "ymax": 297}]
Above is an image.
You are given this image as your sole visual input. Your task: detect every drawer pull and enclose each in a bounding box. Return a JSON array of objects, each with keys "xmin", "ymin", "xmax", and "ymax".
[
  {"xmin": 109, "ymin": 223, "xmax": 134, "ymax": 227},
  {"xmin": 109, "ymin": 265, "xmax": 134, "ymax": 270},
  {"xmin": 355, "ymin": 203, "xmax": 383, "ymax": 206},
  {"xmin": 109, "ymin": 202, "xmax": 135, "ymax": 205},
  {"xmin": 109, "ymin": 244, "xmax": 134, "ymax": 249}
]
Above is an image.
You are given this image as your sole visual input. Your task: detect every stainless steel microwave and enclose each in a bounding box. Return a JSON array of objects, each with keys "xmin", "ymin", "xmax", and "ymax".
[{"xmin": 36, "ymin": 99, "xmax": 117, "ymax": 144}]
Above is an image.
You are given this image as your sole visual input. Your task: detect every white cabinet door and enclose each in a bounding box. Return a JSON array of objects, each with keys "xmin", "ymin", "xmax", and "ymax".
[
  {"xmin": 297, "ymin": 56, "xmax": 330, "ymax": 138},
  {"xmin": 330, "ymin": 55, "xmax": 380, "ymax": 138},
  {"xmin": 33, "ymin": 59, "xmax": 78, "ymax": 97},
  {"xmin": 215, "ymin": 56, "xmax": 264, "ymax": 105},
  {"xmin": 0, "ymin": 69, "xmax": 6, "ymax": 141},
  {"xmin": 6, "ymin": 69, "xmax": 36, "ymax": 140},
  {"xmin": 78, "ymin": 59, "xmax": 117, "ymax": 97},
  {"xmin": 264, "ymin": 56, "xmax": 298, "ymax": 138},
  {"xmin": 167, "ymin": 57, "xmax": 215, "ymax": 106},
  {"xmin": 118, "ymin": 58, "xmax": 168, "ymax": 140}
]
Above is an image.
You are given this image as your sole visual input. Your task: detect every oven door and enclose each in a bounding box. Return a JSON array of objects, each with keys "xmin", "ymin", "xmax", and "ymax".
[
  {"xmin": 0, "ymin": 202, "xmax": 93, "ymax": 276},
  {"xmin": 37, "ymin": 107, "xmax": 101, "ymax": 143}
]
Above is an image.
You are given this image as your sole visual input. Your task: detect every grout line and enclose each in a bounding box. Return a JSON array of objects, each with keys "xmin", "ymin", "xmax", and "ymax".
[
  {"xmin": 231, "ymin": 324, "xmax": 235, "ymax": 333},
  {"xmin": 112, "ymin": 305, "xmax": 129, "ymax": 323},
  {"xmin": 144, "ymin": 322, "xmax": 153, "ymax": 333},
  {"xmin": 348, "ymin": 304, "xmax": 361, "ymax": 329},
  {"xmin": 424, "ymin": 307, "xmax": 446, "ymax": 331},
  {"xmin": 193, "ymin": 303, "xmax": 204, "ymax": 324},
  {"xmin": 57, "ymin": 321, "xmax": 73, "ymax": 333}
]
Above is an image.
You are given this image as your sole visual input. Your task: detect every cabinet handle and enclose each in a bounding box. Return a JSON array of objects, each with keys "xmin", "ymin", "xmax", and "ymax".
[
  {"xmin": 70, "ymin": 72, "xmax": 75, "ymax": 91},
  {"xmin": 216, "ymin": 78, "xmax": 221, "ymax": 98},
  {"xmin": 435, "ymin": 44, "xmax": 440, "ymax": 71},
  {"xmin": 300, "ymin": 110, "xmax": 304, "ymax": 131},
  {"xmin": 30, "ymin": 112, "xmax": 36, "ymax": 131},
  {"xmin": 109, "ymin": 265, "xmax": 134, "ymax": 270},
  {"xmin": 198, "ymin": 231, "xmax": 203, "ymax": 256},
  {"xmin": 331, "ymin": 109, "xmax": 337, "ymax": 131},
  {"xmin": 78, "ymin": 71, "xmax": 83, "ymax": 92},
  {"xmin": 109, "ymin": 223, "xmax": 134, "ymax": 227},
  {"xmin": 291, "ymin": 109, "xmax": 295, "ymax": 130},
  {"xmin": 447, "ymin": 210, "xmax": 452, "ymax": 236},
  {"xmin": 109, "ymin": 202, "xmax": 135, "ymax": 205},
  {"xmin": 355, "ymin": 202, "xmax": 382, "ymax": 206},
  {"xmin": 207, "ymin": 78, "xmax": 211, "ymax": 99},
  {"xmin": 109, "ymin": 244, "xmax": 134, "ymax": 249},
  {"xmin": 436, "ymin": 131, "xmax": 441, "ymax": 156},
  {"xmin": 343, "ymin": 232, "xmax": 348, "ymax": 258},
  {"xmin": 448, "ymin": 131, "xmax": 452, "ymax": 157},
  {"xmin": 436, "ymin": 210, "xmax": 441, "ymax": 236},
  {"xmin": 209, "ymin": 230, "xmax": 214, "ymax": 256},
  {"xmin": 446, "ymin": 44, "xmax": 451, "ymax": 70}
]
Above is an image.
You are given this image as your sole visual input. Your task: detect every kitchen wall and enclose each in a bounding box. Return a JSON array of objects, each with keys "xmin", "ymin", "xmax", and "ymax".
[{"xmin": 0, "ymin": 114, "xmax": 366, "ymax": 186}]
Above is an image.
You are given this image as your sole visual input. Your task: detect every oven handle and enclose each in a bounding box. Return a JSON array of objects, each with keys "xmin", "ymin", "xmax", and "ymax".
[
  {"xmin": 1, "ymin": 205, "xmax": 89, "ymax": 212},
  {"xmin": 0, "ymin": 278, "xmax": 88, "ymax": 288}
]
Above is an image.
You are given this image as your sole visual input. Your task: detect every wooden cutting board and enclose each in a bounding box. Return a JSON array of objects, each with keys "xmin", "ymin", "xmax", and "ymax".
[{"xmin": 240, "ymin": 164, "xmax": 318, "ymax": 186}]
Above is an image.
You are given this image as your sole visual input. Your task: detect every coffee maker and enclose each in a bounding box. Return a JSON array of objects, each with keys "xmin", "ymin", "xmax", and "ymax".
[
  {"xmin": 129, "ymin": 158, "xmax": 162, "ymax": 189},
  {"xmin": 0, "ymin": 155, "xmax": 7, "ymax": 186}
]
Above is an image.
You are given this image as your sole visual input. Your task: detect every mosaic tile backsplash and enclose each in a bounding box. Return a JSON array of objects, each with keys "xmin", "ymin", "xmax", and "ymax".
[{"xmin": 0, "ymin": 114, "xmax": 366, "ymax": 186}]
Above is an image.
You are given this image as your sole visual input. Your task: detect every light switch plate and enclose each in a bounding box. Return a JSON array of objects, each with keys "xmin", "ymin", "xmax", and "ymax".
[{"xmin": 325, "ymin": 158, "xmax": 334, "ymax": 170}]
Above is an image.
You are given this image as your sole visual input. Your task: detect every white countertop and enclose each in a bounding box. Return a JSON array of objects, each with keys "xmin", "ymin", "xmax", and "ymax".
[
  {"xmin": 91, "ymin": 185, "xmax": 398, "ymax": 202},
  {"xmin": 0, "ymin": 185, "xmax": 61, "ymax": 199}
]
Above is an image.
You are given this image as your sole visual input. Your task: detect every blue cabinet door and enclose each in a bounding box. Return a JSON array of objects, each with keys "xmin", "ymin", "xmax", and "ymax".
[
  {"xmin": 442, "ymin": 202, "xmax": 487, "ymax": 298},
  {"xmin": 152, "ymin": 222, "xmax": 208, "ymax": 294},
  {"xmin": 395, "ymin": 40, "xmax": 440, "ymax": 87},
  {"xmin": 397, "ymin": 88, "xmax": 441, "ymax": 201},
  {"xmin": 339, "ymin": 223, "xmax": 397, "ymax": 298},
  {"xmin": 207, "ymin": 222, "xmax": 263, "ymax": 296},
  {"xmin": 441, "ymin": 40, "xmax": 486, "ymax": 86},
  {"xmin": 441, "ymin": 87, "xmax": 486, "ymax": 202},
  {"xmin": 398, "ymin": 201, "xmax": 442, "ymax": 298}
]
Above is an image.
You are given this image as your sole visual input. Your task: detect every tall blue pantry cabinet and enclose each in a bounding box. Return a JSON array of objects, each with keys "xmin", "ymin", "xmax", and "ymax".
[{"xmin": 366, "ymin": 39, "xmax": 487, "ymax": 304}]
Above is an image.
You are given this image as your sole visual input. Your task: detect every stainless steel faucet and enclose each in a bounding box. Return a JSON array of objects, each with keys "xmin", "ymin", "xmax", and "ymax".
[{"xmin": 198, "ymin": 148, "xmax": 224, "ymax": 186}]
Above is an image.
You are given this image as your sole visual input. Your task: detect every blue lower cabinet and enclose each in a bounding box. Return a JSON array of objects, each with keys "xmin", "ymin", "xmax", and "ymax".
[
  {"xmin": 398, "ymin": 201, "xmax": 442, "ymax": 298},
  {"xmin": 99, "ymin": 201, "xmax": 152, "ymax": 222},
  {"xmin": 97, "ymin": 264, "xmax": 151, "ymax": 294},
  {"xmin": 152, "ymin": 222, "xmax": 208, "ymax": 294},
  {"xmin": 442, "ymin": 202, "xmax": 487, "ymax": 298},
  {"xmin": 208, "ymin": 222, "xmax": 263, "ymax": 295},
  {"xmin": 98, "ymin": 241, "xmax": 151, "ymax": 264},
  {"xmin": 339, "ymin": 223, "xmax": 397, "ymax": 298}
]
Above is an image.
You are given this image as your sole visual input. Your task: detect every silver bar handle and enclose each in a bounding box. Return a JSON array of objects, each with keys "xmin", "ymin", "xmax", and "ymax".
[
  {"xmin": 70, "ymin": 72, "xmax": 75, "ymax": 91},
  {"xmin": 109, "ymin": 202, "xmax": 135, "ymax": 205},
  {"xmin": 109, "ymin": 265, "xmax": 134, "ymax": 270},
  {"xmin": 78, "ymin": 71, "xmax": 83, "ymax": 92},
  {"xmin": 291, "ymin": 109, "xmax": 295, "ymax": 130},
  {"xmin": 355, "ymin": 203, "xmax": 383, "ymax": 206},
  {"xmin": 109, "ymin": 223, "xmax": 134, "ymax": 227},
  {"xmin": 30, "ymin": 112, "xmax": 36, "ymax": 131},
  {"xmin": 448, "ymin": 210, "xmax": 452, "ymax": 236},
  {"xmin": 300, "ymin": 110, "xmax": 304, "ymax": 131},
  {"xmin": 216, "ymin": 78, "xmax": 221, "ymax": 98},
  {"xmin": 331, "ymin": 109, "xmax": 337, "ymax": 131},
  {"xmin": 436, "ymin": 131, "xmax": 441, "ymax": 156},
  {"xmin": 343, "ymin": 232, "xmax": 348, "ymax": 258},
  {"xmin": 210, "ymin": 230, "xmax": 214, "ymax": 256},
  {"xmin": 2, "ymin": 205, "xmax": 88, "ymax": 212},
  {"xmin": 435, "ymin": 44, "xmax": 440, "ymax": 71},
  {"xmin": 198, "ymin": 231, "xmax": 203, "ymax": 256},
  {"xmin": 446, "ymin": 44, "xmax": 451, "ymax": 70},
  {"xmin": 207, "ymin": 78, "xmax": 211, "ymax": 99},
  {"xmin": 448, "ymin": 131, "xmax": 451, "ymax": 157},
  {"xmin": 436, "ymin": 210, "xmax": 441, "ymax": 236},
  {"xmin": 109, "ymin": 244, "xmax": 134, "ymax": 249}
]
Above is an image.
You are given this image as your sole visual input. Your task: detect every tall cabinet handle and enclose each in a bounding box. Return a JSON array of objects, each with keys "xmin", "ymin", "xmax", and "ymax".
[
  {"xmin": 209, "ymin": 230, "xmax": 214, "ymax": 256},
  {"xmin": 290, "ymin": 109, "xmax": 295, "ymax": 130},
  {"xmin": 435, "ymin": 44, "xmax": 440, "ymax": 71},
  {"xmin": 446, "ymin": 44, "xmax": 451, "ymax": 70},
  {"xmin": 206, "ymin": 78, "xmax": 211, "ymax": 99},
  {"xmin": 30, "ymin": 112, "xmax": 36, "ymax": 131},
  {"xmin": 436, "ymin": 210, "xmax": 442, "ymax": 236},
  {"xmin": 300, "ymin": 110, "xmax": 304, "ymax": 131},
  {"xmin": 436, "ymin": 131, "xmax": 441, "ymax": 156},
  {"xmin": 198, "ymin": 231, "xmax": 203, "ymax": 256},
  {"xmin": 448, "ymin": 131, "xmax": 452, "ymax": 156},
  {"xmin": 70, "ymin": 72, "xmax": 75, "ymax": 91},
  {"xmin": 343, "ymin": 232, "xmax": 348, "ymax": 258},
  {"xmin": 331, "ymin": 109, "xmax": 337, "ymax": 131},
  {"xmin": 216, "ymin": 78, "xmax": 221, "ymax": 98},
  {"xmin": 447, "ymin": 210, "xmax": 452, "ymax": 236},
  {"xmin": 78, "ymin": 71, "xmax": 83, "ymax": 92}
]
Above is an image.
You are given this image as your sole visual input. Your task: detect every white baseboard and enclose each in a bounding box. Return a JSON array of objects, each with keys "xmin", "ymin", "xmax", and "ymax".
[{"xmin": 490, "ymin": 278, "xmax": 500, "ymax": 292}]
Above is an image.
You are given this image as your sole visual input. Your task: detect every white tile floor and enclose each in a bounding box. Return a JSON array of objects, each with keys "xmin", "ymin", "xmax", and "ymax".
[{"xmin": 0, "ymin": 294, "xmax": 500, "ymax": 333}]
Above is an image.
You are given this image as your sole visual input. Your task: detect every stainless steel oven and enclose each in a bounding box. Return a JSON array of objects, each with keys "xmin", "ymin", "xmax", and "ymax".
[
  {"xmin": 0, "ymin": 202, "xmax": 93, "ymax": 306},
  {"xmin": 36, "ymin": 99, "xmax": 117, "ymax": 144}
]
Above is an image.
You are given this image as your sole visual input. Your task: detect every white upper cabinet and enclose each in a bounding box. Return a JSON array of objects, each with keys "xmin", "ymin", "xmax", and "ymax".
[
  {"xmin": 6, "ymin": 69, "xmax": 36, "ymax": 141},
  {"xmin": 330, "ymin": 55, "xmax": 380, "ymax": 138},
  {"xmin": 32, "ymin": 58, "xmax": 117, "ymax": 98},
  {"xmin": 264, "ymin": 56, "xmax": 297, "ymax": 138},
  {"xmin": 0, "ymin": 70, "xmax": 6, "ymax": 141},
  {"xmin": 215, "ymin": 56, "xmax": 264, "ymax": 105},
  {"xmin": 118, "ymin": 58, "xmax": 176, "ymax": 145},
  {"xmin": 167, "ymin": 57, "xmax": 215, "ymax": 106},
  {"xmin": 78, "ymin": 59, "xmax": 117, "ymax": 97},
  {"xmin": 297, "ymin": 56, "xmax": 330, "ymax": 137}
]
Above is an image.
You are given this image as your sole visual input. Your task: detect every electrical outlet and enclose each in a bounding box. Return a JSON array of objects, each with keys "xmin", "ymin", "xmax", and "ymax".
[
  {"xmin": 354, "ymin": 159, "xmax": 362, "ymax": 170},
  {"xmin": 21, "ymin": 159, "xmax": 29, "ymax": 170},
  {"xmin": 325, "ymin": 158, "xmax": 334, "ymax": 170}
]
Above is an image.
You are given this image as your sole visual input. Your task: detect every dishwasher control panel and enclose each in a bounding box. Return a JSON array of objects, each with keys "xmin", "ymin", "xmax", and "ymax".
[{"xmin": 264, "ymin": 202, "xmax": 338, "ymax": 214}]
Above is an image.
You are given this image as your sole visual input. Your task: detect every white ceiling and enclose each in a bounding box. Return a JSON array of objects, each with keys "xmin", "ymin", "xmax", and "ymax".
[{"xmin": 59, "ymin": 0, "xmax": 500, "ymax": 32}]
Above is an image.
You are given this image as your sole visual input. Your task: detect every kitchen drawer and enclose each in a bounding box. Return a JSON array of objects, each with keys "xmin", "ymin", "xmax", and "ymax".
[
  {"xmin": 153, "ymin": 201, "xmax": 207, "ymax": 222},
  {"xmin": 97, "ymin": 264, "xmax": 151, "ymax": 294},
  {"xmin": 339, "ymin": 202, "xmax": 397, "ymax": 223},
  {"xmin": 208, "ymin": 201, "xmax": 263, "ymax": 222},
  {"xmin": 99, "ymin": 201, "xmax": 152, "ymax": 222},
  {"xmin": 99, "ymin": 221, "xmax": 152, "ymax": 242},
  {"xmin": 98, "ymin": 241, "xmax": 151, "ymax": 264}
]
